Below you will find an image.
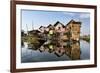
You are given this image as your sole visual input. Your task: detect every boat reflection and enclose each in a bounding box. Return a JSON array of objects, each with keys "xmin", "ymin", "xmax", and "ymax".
[{"xmin": 27, "ymin": 40, "xmax": 81, "ymax": 60}]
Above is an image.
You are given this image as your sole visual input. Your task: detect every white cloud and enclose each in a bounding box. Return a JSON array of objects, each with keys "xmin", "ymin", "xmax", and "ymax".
[
  {"xmin": 62, "ymin": 12, "xmax": 76, "ymax": 16},
  {"xmin": 62, "ymin": 12, "xmax": 90, "ymax": 19},
  {"xmin": 79, "ymin": 14, "xmax": 90, "ymax": 19}
]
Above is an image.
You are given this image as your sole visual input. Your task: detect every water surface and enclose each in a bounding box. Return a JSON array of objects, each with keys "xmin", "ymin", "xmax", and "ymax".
[{"xmin": 21, "ymin": 40, "xmax": 90, "ymax": 63}]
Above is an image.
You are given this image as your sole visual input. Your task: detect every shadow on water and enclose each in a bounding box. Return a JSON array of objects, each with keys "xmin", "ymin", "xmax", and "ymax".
[
  {"xmin": 22, "ymin": 39, "xmax": 81, "ymax": 61},
  {"xmin": 28, "ymin": 39, "xmax": 46, "ymax": 50}
]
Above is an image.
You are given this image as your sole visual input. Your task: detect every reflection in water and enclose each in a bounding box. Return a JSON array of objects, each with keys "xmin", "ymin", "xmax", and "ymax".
[
  {"xmin": 37, "ymin": 41, "xmax": 81, "ymax": 60},
  {"xmin": 21, "ymin": 39, "xmax": 85, "ymax": 63},
  {"xmin": 69, "ymin": 42, "xmax": 80, "ymax": 60}
]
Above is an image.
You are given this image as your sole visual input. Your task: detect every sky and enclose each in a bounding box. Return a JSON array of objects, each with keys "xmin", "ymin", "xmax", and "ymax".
[{"xmin": 21, "ymin": 9, "xmax": 90, "ymax": 35}]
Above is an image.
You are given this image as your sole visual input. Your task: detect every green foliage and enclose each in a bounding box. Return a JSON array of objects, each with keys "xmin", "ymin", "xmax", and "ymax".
[
  {"xmin": 22, "ymin": 34, "xmax": 40, "ymax": 44},
  {"xmin": 80, "ymin": 35, "xmax": 90, "ymax": 42}
]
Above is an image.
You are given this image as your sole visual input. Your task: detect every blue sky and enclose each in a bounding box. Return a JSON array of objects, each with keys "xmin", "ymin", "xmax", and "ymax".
[{"xmin": 21, "ymin": 9, "xmax": 90, "ymax": 35}]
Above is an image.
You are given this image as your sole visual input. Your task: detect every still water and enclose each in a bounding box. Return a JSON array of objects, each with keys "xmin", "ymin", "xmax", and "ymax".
[{"xmin": 21, "ymin": 40, "xmax": 90, "ymax": 63}]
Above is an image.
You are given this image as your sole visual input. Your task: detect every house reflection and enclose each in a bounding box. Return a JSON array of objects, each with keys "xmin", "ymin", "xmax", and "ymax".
[
  {"xmin": 65, "ymin": 42, "xmax": 80, "ymax": 60},
  {"xmin": 27, "ymin": 40, "xmax": 81, "ymax": 60}
]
